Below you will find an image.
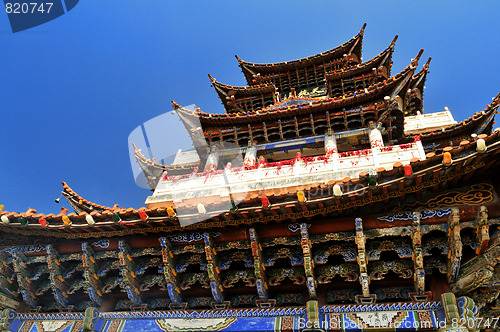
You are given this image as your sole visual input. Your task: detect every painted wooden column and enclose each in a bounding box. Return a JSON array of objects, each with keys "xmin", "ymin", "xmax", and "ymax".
[
  {"xmin": 411, "ymin": 212, "xmax": 426, "ymax": 296},
  {"xmin": 46, "ymin": 245, "xmax": 72, "ymax": 308},
  {"xmin": 159, "ymin": 237, "xmax": 184, "ymax": 307},
  {"xmin": 354, "ymin": 218, "xmax": 374, "ymax": 303},
  {"xmin": 300, "ymin": 223, "xmax": 317, "ymax": 300},
  {"xmin": 248, "ymin": 228, "xmax": 269, "ymax": 303},
  {"xmin": 118, "ymin": 240, "xmax": 143, "ymax": 307},
  {"xmin": 203, "ymin": 232, "xmax": 225, "ymax": 306},
  {"xmin": 475, "ymin": 206, "xmax": 489, "ymax": 255},
  {"xmin": 447, "ymin": 208, "xmax": 462, "ymax": 283},
  {"xmin": 81, "ymin": 242, "xmax": 104, "ymax": 307},
  {"xmin": 10, "ymin": 251, "xmax": 38, "ymax": 308}
]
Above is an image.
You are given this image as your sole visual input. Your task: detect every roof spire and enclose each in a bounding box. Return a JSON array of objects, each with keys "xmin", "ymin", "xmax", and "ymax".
[
  {"xmin": 411, "ymin": 49, "xmax": 424, "ymax": 68},
  {"xmin": 390, "ymin": 35, "xmax": 398, "ymax": 47},
  {"xmin": 424, "ymin": 57, "xmax": 432, "ymax": 69},
  {"xmin": 360, "ymin": 23, "xmax": 367, "ymax": 35}
]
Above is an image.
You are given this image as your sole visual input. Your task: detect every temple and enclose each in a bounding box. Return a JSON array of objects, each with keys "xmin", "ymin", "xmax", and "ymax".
[{"xmin": 1, "ymin": 25, "xmax": 500, "ymax": 332}]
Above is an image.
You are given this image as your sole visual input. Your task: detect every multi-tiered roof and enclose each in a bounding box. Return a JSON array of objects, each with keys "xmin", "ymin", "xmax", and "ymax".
[{"xmin": 0, "ymin": 26, "xmax": 499, "ymax": 328}]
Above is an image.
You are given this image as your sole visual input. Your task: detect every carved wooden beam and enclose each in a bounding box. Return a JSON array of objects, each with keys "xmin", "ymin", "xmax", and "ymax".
[
  {"xmin": 249, "ymin": 228, "xmax": 269, "ymax": 302},
  {"xmin": 118, "ymin": 240, "xmax": 143, "ymax": 307},
  {"xmin": 447, "ymin": 208, "xmax": 462, "ymax": 283},
  {"xmin": 159, "ymin": 237, "xmax": 184, "ymax": 307},
  {"xmin": 411, "ymin": 212, "xmax": 425, "ymax": 295},
  {"xmin": 81, "ymin": 242, "xmax": 103, "ymax": 307},
  {"xmin": 300, "ymin": 223, "xmax": 317, "ymax": 300},
  {"xmin": 475, "ymin": 206, "xmax": 489, "ymax": 255},
  {"xmin": 11, "ymin": 251, "xmax": 38, "ymax": 308},
  {"xmin": 203, "ymin": 232, "xmax": 225, "ymax": 305},
  {"xmin": 451, "ymin": 244, "xmax": 500, "ymax": 295},
  {"xmin": 0, "ymin": 252, "xmax": 17, "ymax": 300},
  {"xmin": 46, "ymin": 245, "xmax": 72, "ymax": 308},
  {"xmin": 354, "ymin": 218, "xmax": 372, "ymax": 301}
]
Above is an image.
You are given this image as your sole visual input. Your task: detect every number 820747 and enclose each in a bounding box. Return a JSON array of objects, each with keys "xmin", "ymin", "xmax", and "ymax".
[{"xmin": 5, "ymin": 2, "xmax": 53, "ymax": 14}]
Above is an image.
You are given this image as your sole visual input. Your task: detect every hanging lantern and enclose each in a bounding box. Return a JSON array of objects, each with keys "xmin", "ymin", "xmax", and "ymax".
[
  {"xmin": 62, "ymin": 215, "xmax": 72, "ymax": 226},
  {"xmin": 297, "ymin": 191, "xmax": 306, "ymax": 202},
  {"xmin": 112, "ymin": 213, "xmax": 122, "ymax": 224},
  {"xmin": 261, "ymin": 195, "xmax": 270, "ymax": 208},
  {"xmin": 138, "ymin": 210, "xmax": 149, "ymax": 221},
  {"xmin": 368, "ymin": 175, "xmax": 377, "ymax": 187},
  {"xmin": 167, "ymin": 207, "xmax": 176, "ymax": 217},
  {"xmin": 1, "ymin": 215, "xmax": 9, "ymax": 225},
  {"xmin": 197, "ymin": 203, "xmax": 206, "ymax": 215},
  {"xmin": 333, "ymin": 184, "xmax": 342, "ymax": 197},
  {"xmin": 86, "ymin": 215, "xmax": 96, "ymax": 226},
  {"xmin": 230, "ymin": 200, "xmax": 237, "ymax": 211},
  {"xmin": 476, "ymin": 138, "xmax": 487, "ymax": 153},
  {"xmin": 38, "ymin": 218, "xmax": 48, "ymax": 227},
  {"xmin": 404, "ymin": 164, "xmax": 413, "ymax": 177},
  {"xmin": 18, "ymin": 217, "xmax": 28, "ymax": 226},
  {"xmin": 442, "ymin": 152, "xmax": 453, "ymax": 166}
]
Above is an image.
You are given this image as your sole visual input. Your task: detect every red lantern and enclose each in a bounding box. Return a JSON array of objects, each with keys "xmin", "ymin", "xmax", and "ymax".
[
  {"xmin": 404, "ymin": 164, "xmax": 413, "ymax": 176},
  {"xmin": 261, "ymin": 195, "xmax": 270, "ymax": 208},
  {"xmin": 39, "ymin": 217, "xmax": 48, "ymax": 227},
  {"xmin": 138, "ymin": 210, "xmax": 148, "ymax": 221}
]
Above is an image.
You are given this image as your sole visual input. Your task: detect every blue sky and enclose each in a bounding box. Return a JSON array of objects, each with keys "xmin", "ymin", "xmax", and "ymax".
[{"xmin": 1, "ymin": 1, "xmax": 499, "ymax": 214}]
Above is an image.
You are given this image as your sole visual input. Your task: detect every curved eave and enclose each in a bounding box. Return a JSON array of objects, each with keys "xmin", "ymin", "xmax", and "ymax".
[
  {"xmin": 133, "ymin": 143, "xmax": 199, "ymax": 189},
  {"xmin": 61, "ymin": 182, "xmax": 114, "ymax": 213},
  {"xmin": 209, "ymin": 74, "xmax": 276, "ymax": 96},
  {"xmin": 409, "ymin": 57, "xmax": 431, "ymax": 91},
  {"xmin": 236, "ymin": 23, "xmax": 366, "ymax": 84},
  {"xmin": 185, "ymin": 60, "xmax": 418, "ymax": 128},
  {"xmin": 209, "ymin": 74, "xmax": 277, "ymax": 113},
  {"xmin": 415, "ymin": 91, "xmax": 500, "ymax": 142},
  {"xmin": 325, "ymin": 36, "xmax": 397, "ymax": 82},
  {"xmin": 1, "ymin": 129, "xmax": 499, "ymax": 237}
]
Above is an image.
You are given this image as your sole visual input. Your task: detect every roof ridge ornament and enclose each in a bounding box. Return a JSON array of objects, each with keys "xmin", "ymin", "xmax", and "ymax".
[{"xmin": 360, "ymin": 23, "xmax": 367, "ymax": 35}]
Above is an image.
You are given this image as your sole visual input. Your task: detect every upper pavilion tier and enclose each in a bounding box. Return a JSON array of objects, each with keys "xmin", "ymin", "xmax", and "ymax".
[
  {"xmin": 236, "ymin": 24, "xmax": 366, "ymax": 93},
  {"xmin": 210, "ymin": 35, "xmax": 398, "ymax": 114},
  {"xmin": 174, "ymin": 50, "xmax": 423, "ymax": 152}
]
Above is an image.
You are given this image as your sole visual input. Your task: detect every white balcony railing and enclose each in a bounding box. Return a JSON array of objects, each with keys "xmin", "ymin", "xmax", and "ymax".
[{"xmin": 147, "ymin": 141, "xmax": 426, "ymax": 205}]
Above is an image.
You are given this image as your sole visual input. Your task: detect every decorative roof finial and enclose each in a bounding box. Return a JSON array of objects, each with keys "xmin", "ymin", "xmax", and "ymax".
[
  {"xmin": 360, "ymin": 23, "xmax": 367, "ymax": 35},
  {"xmin": 390, "ymin": 35, "xmax": 398, "ymax": 47},
  {"xmin": 171, "ymin": 100, "xmax": 181, "ymax": 109}
]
